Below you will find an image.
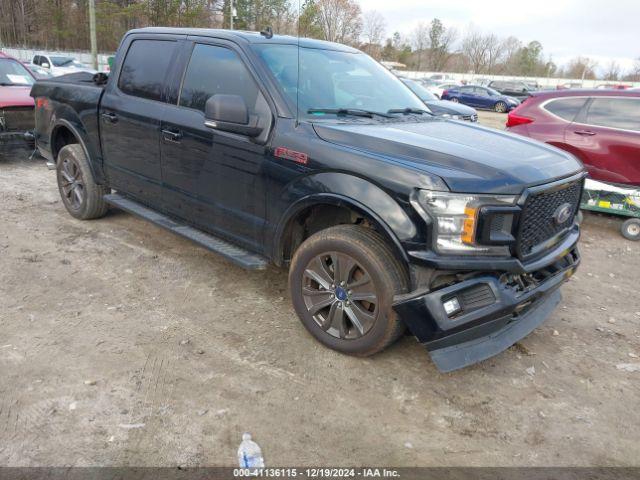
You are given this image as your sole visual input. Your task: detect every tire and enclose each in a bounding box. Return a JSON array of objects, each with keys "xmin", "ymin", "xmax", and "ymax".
[
  {"xmin": 621, "ymin": 218, "xmax": 640, "ymax": 241},
  {"xmin": 449, "ymin": 97, "xmax": 459, "ymax": 103},
  {"xmin": 289, "ymin": 225, "xmax": 409, "ymax": 356},
  {"xmin": 494, "ymin": 101, "xmax": 507, "ymax": 113},
  {"xmin": 56, "ymin": 144, "xmax": 110, "ymax": 220}
]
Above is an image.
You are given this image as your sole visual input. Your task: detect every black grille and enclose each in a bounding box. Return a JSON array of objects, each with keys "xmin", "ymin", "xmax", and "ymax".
[
  {"xmin": 517, "ymin": 180, "xmax": 582, "ymax": 257},
  {"xmin": 1, "ymin": 107, "xmax": 34, "ymax": 132},
  {"xmin": 459, "ymin": 283, "xmax": 495, "ymax": 311}
]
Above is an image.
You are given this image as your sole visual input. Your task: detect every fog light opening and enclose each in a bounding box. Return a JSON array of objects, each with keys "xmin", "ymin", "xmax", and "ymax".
[{"xmin": 443, "ymin": 297, "xmax": 462, "ymax": 316}]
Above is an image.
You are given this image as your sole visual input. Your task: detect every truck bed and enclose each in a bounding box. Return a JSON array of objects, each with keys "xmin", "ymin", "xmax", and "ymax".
[{"xmin": 30, "ymin": 72, "xmax": 106, "ymax": 164}]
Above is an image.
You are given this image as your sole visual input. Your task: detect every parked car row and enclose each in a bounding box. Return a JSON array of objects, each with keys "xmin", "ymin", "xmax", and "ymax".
[
  {"xmin": 506, "ymin": 89, "xmax": 640, "ymax": 186},
  {"xmin": 399, "ymin": 78, "xmax": 478, "ymax": 121},
  {"xmin": 442, "ymin": 85, "xmax": 521, "ymax": 113}
]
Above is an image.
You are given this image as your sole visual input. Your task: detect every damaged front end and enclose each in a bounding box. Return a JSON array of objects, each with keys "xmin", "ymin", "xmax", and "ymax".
[{"xmin": 395, "ymin": 245, "xmax": 580, "ymax": 372}]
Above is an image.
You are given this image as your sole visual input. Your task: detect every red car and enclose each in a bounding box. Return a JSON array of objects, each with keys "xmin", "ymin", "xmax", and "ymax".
[
  {"xmin": 506, "ymin": 90, "xmax": 640, "ymax": 186},
  {"xmin": 1, "ymin": 51, "xmax": 36, "ymax": 151}
]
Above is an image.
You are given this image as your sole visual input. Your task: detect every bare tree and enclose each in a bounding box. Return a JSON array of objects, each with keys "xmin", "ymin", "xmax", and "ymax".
[
  {"xmin": 603, "ymin": 60, "xmax": 621, "ymax": 81},
  {"xmin": 362, "ymin": 10, "xmax": 385, "ymax": 58},
  {"xmin": 461, "ymin": 27, "xmax": 491, "ymax": 74},
  {"xmin": 315, "ymin": 0, "xmax": 362, "ymax": 45},
  {"xmin": 500, "ymin": 36, "xmax": 522, "ymax": 74},
  {"xmin": 564, "ymin": 57, "xmax": 598, "ymax": 81},
  {"xmin": 629, "ymin": 58, "xmax": 640, "ymax": 81},
  {"xmin": 411, "ymin": 22, "xmax": 429, "ymax": 71},
  {"xmin": 484, "ymin": 33, "xmax": 505, "ymax": 74}
]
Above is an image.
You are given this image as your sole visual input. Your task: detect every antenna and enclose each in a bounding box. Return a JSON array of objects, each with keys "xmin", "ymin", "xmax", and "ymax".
[{"xmin": 295, "ymin": 0, "xmax": 301, "ymax": 127}]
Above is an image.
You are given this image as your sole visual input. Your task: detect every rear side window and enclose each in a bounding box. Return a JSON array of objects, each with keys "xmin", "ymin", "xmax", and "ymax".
[
  {"xmin": 543, "ymin": 98, "xmax": 587, "ymax": 121},
  {"xmin": 118, "ymin": 39, "xmax": 176, "ymax": 101},
  {"xmin": 585, "ymin": 98, "xmax": 640, "ymax": 131},
  {"xmin": 179, "ymin": 44, "xmax": 260, "ymax": 113}
]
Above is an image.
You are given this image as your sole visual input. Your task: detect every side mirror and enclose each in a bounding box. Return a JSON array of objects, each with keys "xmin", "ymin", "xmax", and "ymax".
[
  {"xmin": 42, "ymin": 62, "xmax": 50, "ymax": 69},
  {"xmin": 204, "ymin": 94, "xmax": 263, "ymax": 138}
]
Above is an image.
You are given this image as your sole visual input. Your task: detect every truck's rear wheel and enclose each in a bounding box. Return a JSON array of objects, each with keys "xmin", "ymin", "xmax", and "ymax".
[
  {"xmin": 289, "ymin": 225, "xmax": 408, "ymax": 356},
  {"xmin": 56, "ymin": 144, "xmax": 109, "ymax": 220}
]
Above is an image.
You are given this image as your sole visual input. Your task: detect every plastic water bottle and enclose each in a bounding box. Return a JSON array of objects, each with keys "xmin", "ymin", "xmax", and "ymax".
[{"xmin": 237, "ymin": 433, "xmax": 265, "ymax": 470}]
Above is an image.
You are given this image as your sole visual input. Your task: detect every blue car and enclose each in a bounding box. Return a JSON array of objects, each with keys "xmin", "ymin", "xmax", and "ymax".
[{"xmin": 441, "ymin": 85, "xmax": 520, "ymax": 113}]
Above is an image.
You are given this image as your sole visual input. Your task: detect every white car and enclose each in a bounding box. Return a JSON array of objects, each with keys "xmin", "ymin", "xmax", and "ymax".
[
  {"xmin": 428, "ymin": 82, "xmax": 461, "ymax": 99},
  {"xmin": 31, "ymin": 54, "xmax": 97, "ymax": 76}
]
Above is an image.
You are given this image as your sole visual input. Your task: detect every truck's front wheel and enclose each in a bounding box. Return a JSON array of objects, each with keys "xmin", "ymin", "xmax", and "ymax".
[
  {"xmin": 289, "ymin": 225, "xmax": 409, "ymax": 356},
  {"xmin": 56, "ymin": 144, "xmax": 109, "ymax": 220}
]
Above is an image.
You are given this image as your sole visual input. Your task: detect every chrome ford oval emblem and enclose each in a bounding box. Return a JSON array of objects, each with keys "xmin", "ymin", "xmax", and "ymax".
[{"xmin": 553, "ymin": 203, "xmax": 574, "ymax": 225}]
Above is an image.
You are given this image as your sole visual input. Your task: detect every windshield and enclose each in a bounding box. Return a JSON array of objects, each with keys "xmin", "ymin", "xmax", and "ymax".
[
  {"xmin": 486, "ymin": 87, "xmax": 501, "ymax": 96},
  {"xmin": 0, "ymin": 59, "xmax": 35, "ymax": 86},
  {"xmin": 401, "ymin": 79, "xmax": 437, "ymax": 102},
  {"xmin": 50, "ymin": 56, "xmax": 74, "ymax": 67},
  {"xmin": 253, "ymin": 45, "xmax": 425, "ymax": 119}
]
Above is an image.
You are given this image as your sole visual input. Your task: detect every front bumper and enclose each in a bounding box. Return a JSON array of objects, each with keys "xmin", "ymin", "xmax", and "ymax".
[{"xmin": 394, "ymin": 244, "xmax": 580, "ymax": 372}]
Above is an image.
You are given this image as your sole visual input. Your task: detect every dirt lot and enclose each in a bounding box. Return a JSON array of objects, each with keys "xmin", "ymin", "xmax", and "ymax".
[{"xmin": 1, "ymin": 112, "xmax": 639, "ymax": 467}]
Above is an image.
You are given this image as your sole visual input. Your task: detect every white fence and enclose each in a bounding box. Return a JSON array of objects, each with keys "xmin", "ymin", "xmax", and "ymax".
[
  {"xmin": 2, "ymin": 46, "xmax": 112, "ymax": 71},
  {"xmin": 400, "ymin": 70, "xmax": 639, "ymax": 89}
]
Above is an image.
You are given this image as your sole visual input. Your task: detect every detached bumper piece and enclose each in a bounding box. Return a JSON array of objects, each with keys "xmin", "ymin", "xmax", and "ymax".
[
  {"xmin": 394, "ymin": 248, "xmax": 579, "ymax": 372},
  {"xmin": 0, "ymin": 131, "xmax": 35, "ymax": 151},
  {"xmin": 0, "ymin": 106, "xmax": 35, "ymax": 151}
]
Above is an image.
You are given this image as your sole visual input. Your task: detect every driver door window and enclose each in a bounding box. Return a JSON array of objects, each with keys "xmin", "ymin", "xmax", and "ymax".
[{"xmin": 179, "ymin": 44, "xmax": 260, "ymax": 115}]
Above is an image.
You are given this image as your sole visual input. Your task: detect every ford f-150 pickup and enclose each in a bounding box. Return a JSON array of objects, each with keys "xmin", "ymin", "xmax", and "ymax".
[{"xmin": 31, "ymin": 28, "xmax": 585, "ymax": 371}]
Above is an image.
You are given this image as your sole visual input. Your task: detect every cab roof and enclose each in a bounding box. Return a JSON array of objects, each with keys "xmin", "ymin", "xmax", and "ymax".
[{"xmin": 126, "ymin": 27, "xmax": 360, "ymax": 53}]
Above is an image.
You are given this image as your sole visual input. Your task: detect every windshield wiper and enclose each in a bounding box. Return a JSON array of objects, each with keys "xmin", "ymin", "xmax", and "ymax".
[
  {"xmin": 308, "ymin": 108, "xmax": 393, "ymax": 118},
  {"xmin": 387, "ymin": 107, "xmax": 432, "ymax": 115}
]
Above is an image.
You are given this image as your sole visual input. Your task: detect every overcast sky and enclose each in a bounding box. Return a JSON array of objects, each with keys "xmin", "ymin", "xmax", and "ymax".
[{"xmin": 355, "ymin": 0, "xmax": 639, "ymax": 73}]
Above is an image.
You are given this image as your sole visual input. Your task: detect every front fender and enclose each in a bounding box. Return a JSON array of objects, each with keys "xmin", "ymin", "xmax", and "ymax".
[{"xmin": 272, "ymin": 172, "xmax": 419, "ymax": 264}]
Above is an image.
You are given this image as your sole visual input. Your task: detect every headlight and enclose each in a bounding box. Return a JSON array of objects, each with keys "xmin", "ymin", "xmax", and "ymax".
[
  {"xmin": 441, "ymin": 113, "xmax": 460, "ymax": 120},
  {"xmin": 414, "ymin": 190, "xmax": 517, "ymax": 255}
]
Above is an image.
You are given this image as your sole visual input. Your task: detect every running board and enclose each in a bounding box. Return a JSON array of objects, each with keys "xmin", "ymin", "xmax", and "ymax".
[{"xmin": 104, "ymin": 193, "xmax": 268, "ymax": 270}]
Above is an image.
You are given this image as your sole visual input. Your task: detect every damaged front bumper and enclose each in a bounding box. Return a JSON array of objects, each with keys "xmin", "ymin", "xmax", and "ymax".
[{"xmin": 394, "ymin": 244, "xmax": 580, "ymax": 372}]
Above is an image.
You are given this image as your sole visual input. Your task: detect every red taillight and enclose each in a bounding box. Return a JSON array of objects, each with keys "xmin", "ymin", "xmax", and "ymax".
[
  {"xmin": 36, "ymin": 97, "xmax": 49, "ymax": 109},
  {"xmin": 506, "ymin": 112, "xmax": 533, "ymax": 128},
  {"xmin": 442, "ymin": 89, "xmax": 449, "ymax": 97}
]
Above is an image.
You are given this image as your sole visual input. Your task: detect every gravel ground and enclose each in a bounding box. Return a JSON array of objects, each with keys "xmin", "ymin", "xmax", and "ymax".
[{"xmin": 1, "ymin": 117, "xmax": 639, "ymax": 467}]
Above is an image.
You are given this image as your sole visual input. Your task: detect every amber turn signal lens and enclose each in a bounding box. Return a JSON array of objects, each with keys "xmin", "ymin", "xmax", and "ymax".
[{"xmin": 461, "ymin": 206, "xmax": 477, "ymax": 244}]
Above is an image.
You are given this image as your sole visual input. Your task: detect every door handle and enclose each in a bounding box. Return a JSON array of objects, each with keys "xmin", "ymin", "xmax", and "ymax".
[
  {"xmin": 574, "ymin": 130, "xmax": 596, "ymax": 136},
  {"xmin": 101, "ymin": 112, "xmax": 118, "ymax": 124},
  {"xmin": 162, "ymin": 128, "xmax": 183, "ymax": 143}
]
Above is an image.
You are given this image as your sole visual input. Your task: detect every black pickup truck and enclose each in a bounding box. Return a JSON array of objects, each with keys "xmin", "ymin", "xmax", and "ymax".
[{"xmin": 31, "ymin": 28, "xmax": 585, "ymax": 372}]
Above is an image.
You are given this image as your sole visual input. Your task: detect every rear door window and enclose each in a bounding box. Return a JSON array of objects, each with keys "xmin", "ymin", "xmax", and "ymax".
[
  {"xmin": 543, "ymin": 97, "xmax": 587, "ymax": 121},
  {"xmin": 118, "ymin": 39, "xmax": 177, "ymax": 101},
  {"xmin": 585, "ymin": 98, "xmax": 640, "ymax": 131},
  {"xmin": 179, "ymin": 44, "xmax": 260, "ymax": 114}
]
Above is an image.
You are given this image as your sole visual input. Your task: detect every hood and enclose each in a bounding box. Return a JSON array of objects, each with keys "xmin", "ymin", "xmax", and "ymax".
[
  {"xmin": 313, "ymin": 118, "xmax": 583, "ymax": 194},
  {"xmin": 0, "ymin": 85, "xmax": 34, "ymax": 108},
  {"xmin": 425, "ymin": 100, "xmax": 476, "ymax": 116}
]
